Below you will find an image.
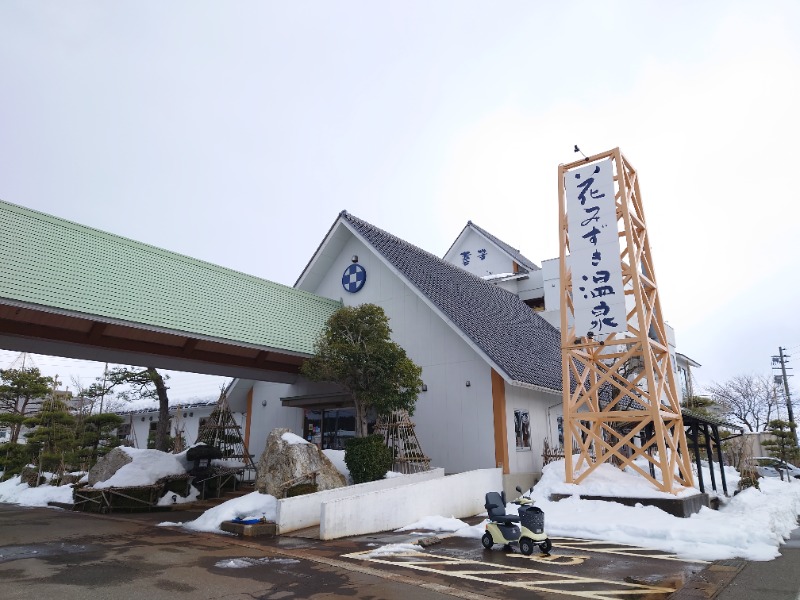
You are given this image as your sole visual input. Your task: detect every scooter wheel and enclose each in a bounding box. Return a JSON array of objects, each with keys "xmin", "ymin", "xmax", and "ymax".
[
  {"xmin": 538, "ymin": 538, "xmax": 552, "ymax": 554},
  {"xmin": 481, "ymin": 532, "xmax": 494, "ymax": 549},
  {"xmin": 519, "ymin": 537, "xmax": 534, "ymax": 556}
]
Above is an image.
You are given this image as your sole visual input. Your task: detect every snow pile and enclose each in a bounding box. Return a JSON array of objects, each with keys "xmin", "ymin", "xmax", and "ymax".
[
  {"xmin": 322, "ymin": 449, "xmax": 348, "ymax": 478},
  {"xmin": 392, "ymin": 460, "xmax": 800, "ymax": 561},
  {"xmin": 282, "ymin": 431, "xmax": 309, "ymax": 445},
  {"xmin": 362, "ymin": 543, "xmax": 425, "ymax": 558},
  {"xmin": 180, "ymin": 491, "xmax": 277, "ymax": 533},
  {"xmin": 527, "ymin": 475, "xmax": 800, "ymax": 561},
  {"xmin": 214, "ymin": 557, "xmax": 299, "ymax": 569},
  {"xmin": 90, "ymin": 447, "xmax": 190, "ymax": 489},
  {"xmin": 535, "ymin": 458, "xmax": 700, "ymax": 499},
  {"xmin": 157, "ymin": 486, "xmax": 200, "ymax": 506},
  {"xmin": 0, "ymin": 476, "xmax": 74, "ymax": 507},
  {"xmin": 397, "ymin": 515, "xmax": 469, "ymax": 533},
  {"xmin": 0, "ymin": 447, "xmax": 201, "ymax": 507}
]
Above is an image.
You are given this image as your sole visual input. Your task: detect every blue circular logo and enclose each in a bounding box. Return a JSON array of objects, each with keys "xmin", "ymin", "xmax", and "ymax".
[{"xmin": 342, "ymin": 263, "xmax": 367, "ymax": 293}]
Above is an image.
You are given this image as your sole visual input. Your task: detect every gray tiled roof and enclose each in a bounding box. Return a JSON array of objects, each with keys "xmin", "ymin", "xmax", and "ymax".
[
  {"xmin": 465, "ymin": 221, "xmax": 541, "ymax": 273},
  {"xmin": 341, "ymin": 212, "xmax": 562, "ymax": 392}
]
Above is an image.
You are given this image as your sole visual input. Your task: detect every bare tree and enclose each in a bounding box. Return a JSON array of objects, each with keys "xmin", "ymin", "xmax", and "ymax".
[
  {"xmin": 707, "ymin": 374, "xmax": 778, "ymax": 432},
  {"xmin": 81, "ymin": 366, "xmax": 171, "ymax": 451}
]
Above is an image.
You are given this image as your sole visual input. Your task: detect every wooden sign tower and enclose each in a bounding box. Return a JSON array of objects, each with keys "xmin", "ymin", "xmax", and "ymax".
[{"xmin": 558, "ymin": 148, "xmax": 694, "ymax": 493}]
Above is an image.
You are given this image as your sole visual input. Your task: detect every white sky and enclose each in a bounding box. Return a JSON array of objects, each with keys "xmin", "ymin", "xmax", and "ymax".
[{"xmin": 1, "ymin": 1, "xmax": 799, "ymax": 398}]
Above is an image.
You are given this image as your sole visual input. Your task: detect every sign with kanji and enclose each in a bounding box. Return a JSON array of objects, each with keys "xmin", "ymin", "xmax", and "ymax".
[{"xmin": 565, "ymin": 159, "xmax": 625, "ymax": 337}]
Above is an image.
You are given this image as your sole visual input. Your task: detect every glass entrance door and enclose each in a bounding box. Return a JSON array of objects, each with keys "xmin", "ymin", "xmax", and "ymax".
[{"xmin": 303, "ymin": 408, "xmax": 357, "ymax": 450}]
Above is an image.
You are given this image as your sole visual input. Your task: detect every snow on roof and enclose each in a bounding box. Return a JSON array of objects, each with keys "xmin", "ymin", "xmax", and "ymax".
[{"xmin": 111, "ymin": 396, "xmax": 219, "ymax": 415}]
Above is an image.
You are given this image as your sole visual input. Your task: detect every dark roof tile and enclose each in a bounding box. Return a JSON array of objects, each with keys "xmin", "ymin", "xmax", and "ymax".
[{"xmin": 342, "ymin": 212, "xmax": 562, "ymax": 391}]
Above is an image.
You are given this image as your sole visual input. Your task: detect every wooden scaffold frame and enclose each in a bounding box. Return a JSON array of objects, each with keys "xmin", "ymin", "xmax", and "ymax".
[
  {"xmin": 196, "ymin": 389, "xmax": 257, "ymax": 480},
  {"xmin": 374, "ymin": 410, "xmax": 431, "ymax": 475},
  {"xmin": 558, "ymin": 147, "xmax": 694, "ymax": 493}
]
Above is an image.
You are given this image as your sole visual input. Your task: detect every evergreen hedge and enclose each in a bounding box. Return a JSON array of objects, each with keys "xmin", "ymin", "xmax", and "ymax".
[{"xmin": 344, "ymin": 435, "xmax": 392, "ymax": 484}]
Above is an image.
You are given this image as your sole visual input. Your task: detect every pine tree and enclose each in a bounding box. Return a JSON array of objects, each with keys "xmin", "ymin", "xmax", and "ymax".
[
  {"xmin": 24, "ymin": 397, "xmax": 77, "ymax": 473},
  {"xmin": 301, "ymin": 304, "xmax": 422, "ymax": 437},
  {"xmin": 762, "ymin": 419, "xmax": 799, "ymax": 467}
]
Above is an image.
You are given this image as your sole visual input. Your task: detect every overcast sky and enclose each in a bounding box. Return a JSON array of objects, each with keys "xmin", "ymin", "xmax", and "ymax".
[{"xmin": 1, "ymin": 1, "xmax": 799, "ymax": 401}]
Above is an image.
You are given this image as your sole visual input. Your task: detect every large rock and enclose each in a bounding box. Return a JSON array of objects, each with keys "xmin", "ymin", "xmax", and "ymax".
[
  {"xmin": 88, "ymin": 447, "xmax": 133, "ymax": 486},
  {"xmin": 256, "ymin": 428, "xmax": 346, "ymax": 497}
]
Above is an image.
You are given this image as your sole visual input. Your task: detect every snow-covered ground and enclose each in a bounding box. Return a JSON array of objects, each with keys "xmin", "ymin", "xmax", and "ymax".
[
  {"xmin": 2, "ymin": 451, "xmax": 800, "ymax": 562},
  {"xmin": 397, "ymin": 460, "xmax": 800, "ymax": 561}
]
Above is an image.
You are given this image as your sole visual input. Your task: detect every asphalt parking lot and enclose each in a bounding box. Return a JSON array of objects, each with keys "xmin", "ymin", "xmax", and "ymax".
[{"xmin": 0, "ymin": 503, "xmax": 727, "ymax": 600}]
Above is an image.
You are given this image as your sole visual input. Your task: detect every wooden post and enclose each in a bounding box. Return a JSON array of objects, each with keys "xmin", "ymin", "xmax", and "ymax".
[{"xmin": 558, "ymin": 148, "xmax": 694, "ymax": 493}]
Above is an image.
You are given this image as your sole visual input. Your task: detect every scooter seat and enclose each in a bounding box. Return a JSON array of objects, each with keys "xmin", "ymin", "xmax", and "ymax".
[
  {"xmin": 484, "ymin": 491, "xmax": 520, "ymax": 523},
  {"xmin": 492, "ymin": 514, "xmax": 520, "ymax": 524}
]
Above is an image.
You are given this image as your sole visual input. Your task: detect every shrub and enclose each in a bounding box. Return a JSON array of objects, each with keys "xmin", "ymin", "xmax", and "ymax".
[
  {"xmin": 737, "ymin": 465, "xmax": 760, "ymax": 492},
  {"xmin": 344, "ymin": 435, "xmax": 392, "ymax": 484},
  {"xmin": 0, "ymin": 443, "xmax": 37, "ymax": 480}
]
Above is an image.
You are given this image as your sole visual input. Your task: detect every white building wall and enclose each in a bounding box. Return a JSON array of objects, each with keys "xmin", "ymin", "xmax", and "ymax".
[
  {"xmin": 504, "ymin": 383, "xmax": 559, "ymax": 477},
  {"xmin": 173, "ymin": 407, "xmax": 218, "ymax": 446},
  {"xmin": 128, "ymin": 414, "xmax": 152, "ymax": 448},
  {"xmin": 541, "ymin": 258, "xmax": 561, "ymax": 313},
  {"xmin": 124, "ymin": 405, "xmax": 217, "ymax": 449},
  {"xmin": 445, "ymin": 230, "xmax": 513, "ymax": 278},
  {"xmin": 305, "ymin": 236, "xmax": 496, "ymax": 474},
  {"xmin": 517, "ymin": 269, "xmax": 544, "ymax": 302},
  {"xmin": 245, "ymin": 380, "xmax": 315, "ymax": 457}
]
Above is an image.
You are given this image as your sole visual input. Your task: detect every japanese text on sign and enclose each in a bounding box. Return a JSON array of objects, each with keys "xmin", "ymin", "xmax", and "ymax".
[{"xmin": 565, "ymin": 159, "xmax": 625, "ymax": 337}]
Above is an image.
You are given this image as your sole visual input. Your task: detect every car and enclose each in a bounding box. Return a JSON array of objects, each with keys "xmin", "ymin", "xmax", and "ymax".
[{"xmin": 745, "ymin": 457, "xmax": 800, "ymax": 479}]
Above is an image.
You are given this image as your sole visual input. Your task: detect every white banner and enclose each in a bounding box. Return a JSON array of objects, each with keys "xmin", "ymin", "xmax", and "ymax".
[{"xmin": 565, "ymin": 159, "xmax": 625, "ymax": 337}]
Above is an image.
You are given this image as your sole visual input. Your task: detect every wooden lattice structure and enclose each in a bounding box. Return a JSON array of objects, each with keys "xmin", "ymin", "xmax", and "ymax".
[
  {"xmin": 196, "ymin": 390, "xmax": 256, "ymax": 478},
  {"xmin": 558, "ymin": 148, "xmax": 694, "ymax": 493},
  {"xmin": 374, "ymin": 410, "xmax": 431, "ymax": 474}
]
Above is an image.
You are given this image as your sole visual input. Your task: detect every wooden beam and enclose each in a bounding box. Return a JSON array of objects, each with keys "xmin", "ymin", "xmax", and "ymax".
[
  {"xmin": 244, "ymin": 387, "xmax": 253, "ymax": 451},
  {"xmin": 491, "ymin": 369, "xmax": 509, "ymax": 475},
  {"xmin": 0, "ymin": 317, "xmax": 302, "ymax": 375},
  {"xmin": 87, "ymin": 322, "xmax": 107, "ymax": 341}
]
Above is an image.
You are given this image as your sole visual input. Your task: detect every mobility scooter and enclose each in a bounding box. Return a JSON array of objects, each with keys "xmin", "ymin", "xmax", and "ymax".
[{"xmin": 481, "ymin": 486, "xmax": 552, "ymax": 555}]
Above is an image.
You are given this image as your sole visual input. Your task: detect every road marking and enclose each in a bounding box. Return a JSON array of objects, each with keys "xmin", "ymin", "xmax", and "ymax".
[
  {"xmin": 508, "ymin": 553, "xmax": 590, "ymax": 566},
  {"xmin": 344, "ymin": 549, "xmax": 677, "ymax": 600},
  {"xmin": 550, "ymin": 538, "xmax": 709, "ymax": 564}
]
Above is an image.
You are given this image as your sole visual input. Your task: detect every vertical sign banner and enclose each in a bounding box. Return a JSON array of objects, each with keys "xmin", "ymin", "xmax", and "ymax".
[{"xmin": 565, "ymin": 159, "xmax": 625, "ymax": 337}]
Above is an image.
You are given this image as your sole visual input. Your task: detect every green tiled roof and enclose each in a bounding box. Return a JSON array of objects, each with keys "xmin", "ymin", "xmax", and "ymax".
[{"xmin": 0, "ymin": 199, "xmax": 340, "ymax": 355}]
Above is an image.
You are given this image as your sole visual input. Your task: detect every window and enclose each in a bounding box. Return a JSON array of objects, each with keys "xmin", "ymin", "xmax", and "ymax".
[
  {"xmin": 557, "ymin": 416, "xmax": 564, "ymax": 447},
  {"xmin": 116, "ymin": 423, "xmax": 131, "ymax": 443},
  {"xmin": 514, "ymin": 410, "xmax": 531, "ymax": 451},
  {"xmin": 303, "ymin": 408, "xmax": 371, "ymax": 450}
]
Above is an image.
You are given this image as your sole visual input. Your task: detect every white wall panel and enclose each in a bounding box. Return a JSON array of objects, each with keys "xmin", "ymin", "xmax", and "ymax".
[{"xmin": 301, "ymin": 236, "xmax": 497, "ymax": 474}]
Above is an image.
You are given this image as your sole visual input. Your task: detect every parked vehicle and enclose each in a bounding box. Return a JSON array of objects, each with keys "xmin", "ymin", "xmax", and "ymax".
[
  {"xmin": 746, "ymin": 457, "xmax": 800, "ymax": 479},
  {"xmin": 481, "ymin": 486, "xmax": 552, "ymax": 555}
]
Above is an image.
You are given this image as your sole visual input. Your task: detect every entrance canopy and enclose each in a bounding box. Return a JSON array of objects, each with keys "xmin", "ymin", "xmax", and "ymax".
[{"xmin": 0, "ymin": 199, "xmax": 341, "ymax": 381}]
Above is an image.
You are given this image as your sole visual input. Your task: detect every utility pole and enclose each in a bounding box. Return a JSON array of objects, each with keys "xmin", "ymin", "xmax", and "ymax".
[
  {"xmin": 100, "ymin": 362, "xmax": 108, "ymax": 414},
  {"xmin": 772, "ymin": 347, "xmax": 796, "ymax": 446}
]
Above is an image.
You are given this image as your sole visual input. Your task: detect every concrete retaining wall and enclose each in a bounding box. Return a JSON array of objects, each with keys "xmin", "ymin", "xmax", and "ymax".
[
  {"xmin": 276, "ymin": 468, "xmax": 444, "ymax": 534},
  {"xmin": 319, "ymin": 468, "xmax": 501, "ymax": 540}
]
